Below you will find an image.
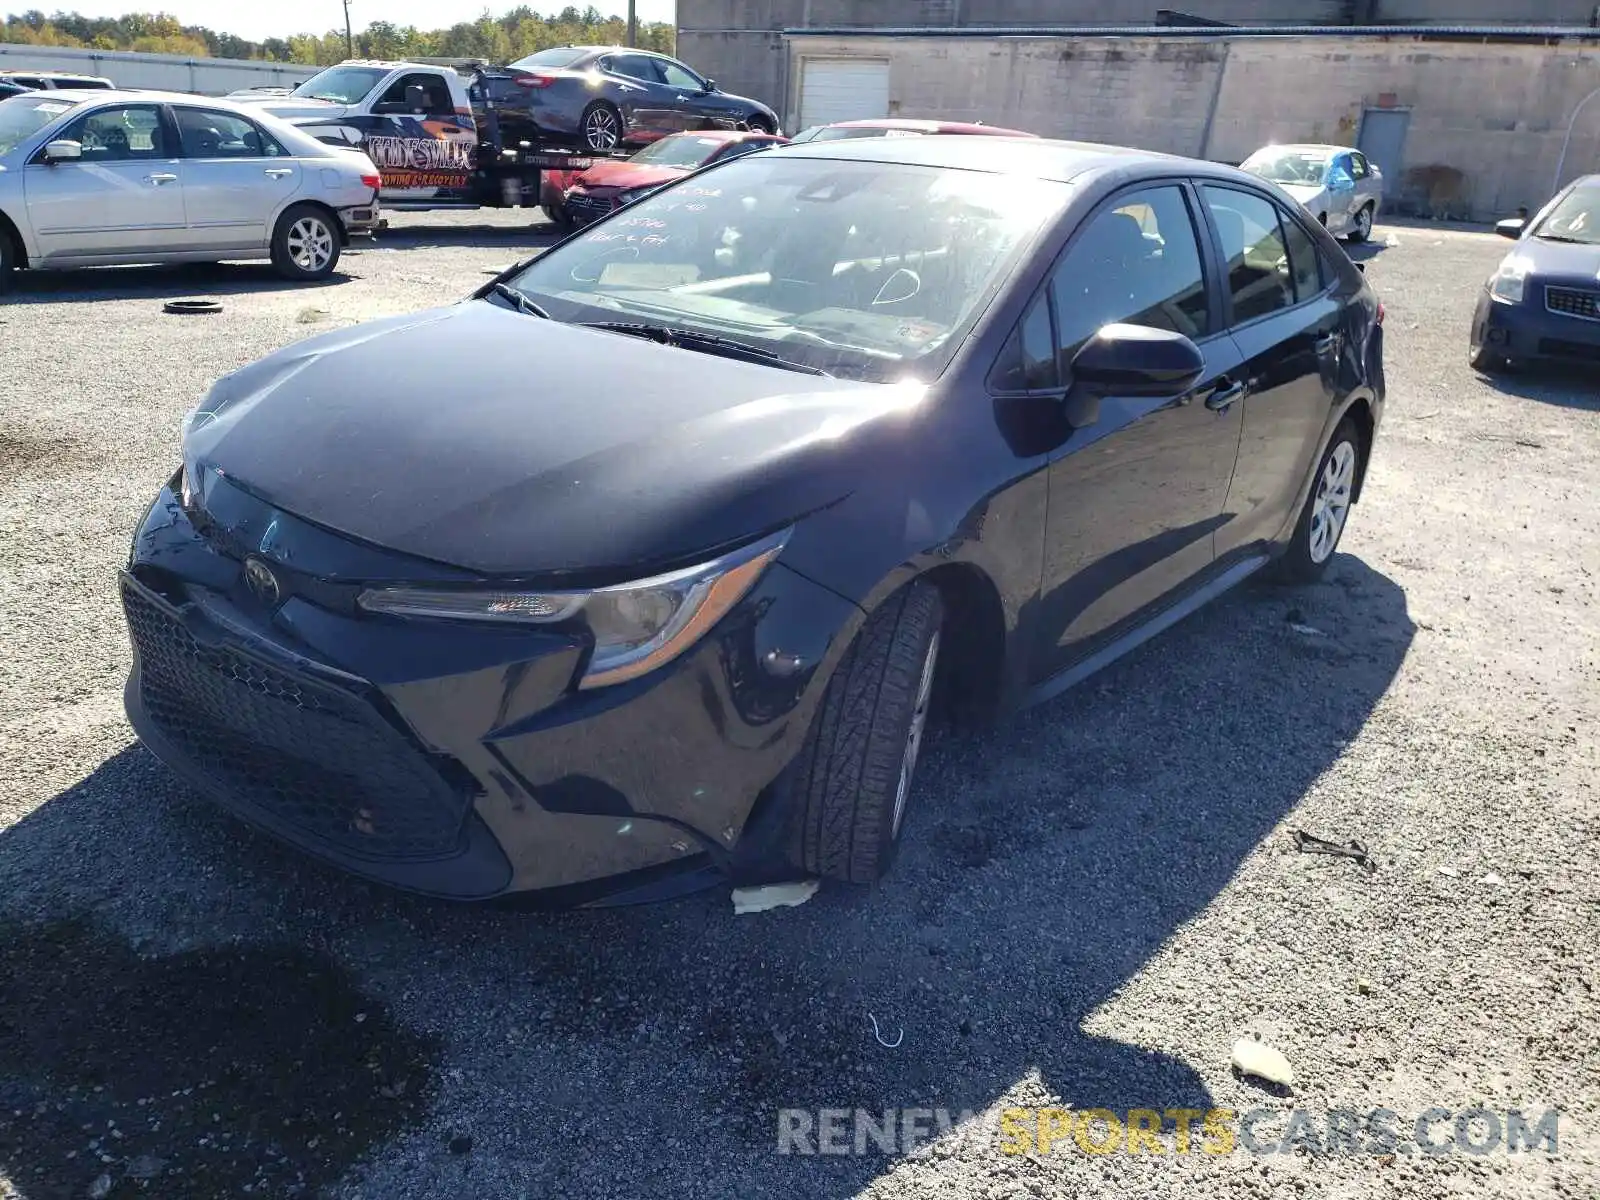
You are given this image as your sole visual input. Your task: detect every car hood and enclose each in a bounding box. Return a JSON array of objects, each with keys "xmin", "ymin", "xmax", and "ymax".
[
  {"xmin": 236, "ymin": 95, "xmax": 353, "ymax": 121},
  {"xmin": 1279, "ymin": 183, "xmax": 1328, "ymax": 205},
  {"xmin": 1512, "ymin": 234, "xmax": 1600, "ymax": 280},
  {"xmin": 574, "ymin": 161, "xmax": 690, "ymax": 192},
  {"xmin": 182, "ymin": 302, "xmax": 923, "ymax": 578}
]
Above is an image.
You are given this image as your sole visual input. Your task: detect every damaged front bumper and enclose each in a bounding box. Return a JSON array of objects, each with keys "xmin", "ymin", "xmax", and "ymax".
[{"xmin": 120, "ymin": 475, "xmax": 858, "ymax": 904}]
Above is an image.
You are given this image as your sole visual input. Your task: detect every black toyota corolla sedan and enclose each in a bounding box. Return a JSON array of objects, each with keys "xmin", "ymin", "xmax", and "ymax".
[
  {"xmin": 1470, "ymin": 173, "xmax": 1600, "ymax": 373},
  {"xmin": 122, "ymin": 136, "xmax": 1385, "ymax": 905}
]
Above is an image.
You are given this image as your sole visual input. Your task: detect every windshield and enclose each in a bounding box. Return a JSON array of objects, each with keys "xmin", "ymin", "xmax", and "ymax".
[
  {"xmin": 1533, "ymin": 185, "xmax": 1600, "ymax": 245},
  {"xmin": 511, "ymin": 47, "xmax": 589, "ymax": 69},
  {"xmin": 291, "ymin": 66, "xmax": 387, "ymax": 104},
  {"xmin": 507, "ymin": 155, "xmax": 1070, "ymax": 383},
  {"xmin": 1241, "ymin": 148, "xmax": 1334, "ymax": 187},
  {"xmin": 628, "ymin": 134, "xmax": 728, "ymax": 169},
  {"xmin": 0, "ymin": 93, "xmax": 77, "ymax": 156}
]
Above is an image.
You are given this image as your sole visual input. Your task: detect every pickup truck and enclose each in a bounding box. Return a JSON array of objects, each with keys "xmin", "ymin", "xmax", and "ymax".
[{"xmin": 234, "ymin": 57, "xmax": 756, "ymax": 215}]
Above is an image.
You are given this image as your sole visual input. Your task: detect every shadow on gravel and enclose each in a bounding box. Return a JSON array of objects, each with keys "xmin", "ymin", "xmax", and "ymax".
[
  {"xmin": 0, "ymin": 554, "xmax": 1413, "ymax": 1198},
  {"xmin": 1472, "ymin": 363, "xmax": 1600, "ymax": 412},
  {"xmin": 2, "ymin": 262, "xmax": 354, "ymax": 305}
]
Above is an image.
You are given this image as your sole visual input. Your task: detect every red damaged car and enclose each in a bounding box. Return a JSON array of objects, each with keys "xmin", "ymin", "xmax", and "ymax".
[{"xmin": 542, "ymin": 129, "xmax": 787, "ymax": 229}]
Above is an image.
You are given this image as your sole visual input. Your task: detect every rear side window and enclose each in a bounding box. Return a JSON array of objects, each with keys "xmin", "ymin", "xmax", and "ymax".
[
  {"xmin": 610, "ymin": 54, "xmax": 660, "ymax": 82},
  {"xmin": 1279, "ymin": 208, "xmax": 1323, "ymax": 302},
  {"xmin": 175, "ymin": 107, "xmax": 286, "ymax": 158},
  {"xmin": 1350, "ymin": 153, "xmax": 1370, "ymax": 179},
  {"xmin": 1202, "ymin": 185, "xmax": 1295, "ymax": 325},
  {"xmin": 1049, "ymin": 184, "xmax": 1212, "ymax": 369}
]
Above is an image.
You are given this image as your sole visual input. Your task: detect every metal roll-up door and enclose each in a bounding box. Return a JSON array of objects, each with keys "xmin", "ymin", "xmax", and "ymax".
[{"xmin": 798, "ymin": 59, "xmax": 890, "ymax": 130}]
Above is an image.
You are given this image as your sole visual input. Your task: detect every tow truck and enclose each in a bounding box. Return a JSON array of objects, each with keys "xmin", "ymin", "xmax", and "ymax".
[{"xmin": 234, "ymin": 58, "xmax": 749, "ymax": 216}]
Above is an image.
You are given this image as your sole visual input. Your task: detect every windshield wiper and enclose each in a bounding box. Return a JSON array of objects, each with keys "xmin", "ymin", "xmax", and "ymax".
[
  {"xmin": 1533, "ymin": 232, "xmax": 1596, "ymax": 245},
  {"xmin": 489, "ymin": 282, "xmax": 551, "ymax": 319},
  {"xmin": 579, "ymin": 321, "xmax": 832, "ymax": 376}
]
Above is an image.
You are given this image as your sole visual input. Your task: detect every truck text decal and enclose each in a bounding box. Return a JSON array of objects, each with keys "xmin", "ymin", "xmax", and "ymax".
[{"xmin": 364, "ymin": 135, "xmax": 475, "ymax": 174}]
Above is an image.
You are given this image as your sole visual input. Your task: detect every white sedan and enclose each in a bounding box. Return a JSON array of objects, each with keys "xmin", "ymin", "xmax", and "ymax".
[
  {"xmin": 0, "ymin": 88, "xmax": 382, "ymax": 287},
  {"xmin": 1239, "ymin": 143, "xmax": 1384, "ymax": 243}
]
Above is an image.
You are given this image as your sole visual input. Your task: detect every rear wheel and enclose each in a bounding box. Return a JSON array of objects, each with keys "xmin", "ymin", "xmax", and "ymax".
[
  {"xmin": 1271, "ymin": 418, "xmax": 1362, "ymax": 584},
  {"xmin": 581, "ymin": 102, "xmax": 623, "ymax": 152},
  {"xmin": 270, "ymin": 205, "xmax": 340, "ymax": 281},
  {"xmin": 787, "ymin": 581, "xmax": 943, "ymax": 884}
]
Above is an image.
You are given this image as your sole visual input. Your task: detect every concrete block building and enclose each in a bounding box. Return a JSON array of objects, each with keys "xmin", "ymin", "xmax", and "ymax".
[{"xmin": 677, "ymin": 1, "xmax": 1600, "ymax": 218}]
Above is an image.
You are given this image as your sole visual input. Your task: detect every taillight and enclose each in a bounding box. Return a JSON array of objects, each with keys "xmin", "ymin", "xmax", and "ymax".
[
  {"xmin": 513, "ymin": 73, "xmax": 555, "ymax": 89},
  {"xmin": 360, "ymin": 173, "xmax": 382, "ymax": 190},
  {"xmin": 1376, "ymin": 300, "xmax": 1386, "ymax": 325}
]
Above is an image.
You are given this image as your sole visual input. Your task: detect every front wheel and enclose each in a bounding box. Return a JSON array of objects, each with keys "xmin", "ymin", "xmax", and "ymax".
[
  {"xmin": 745, "ymin": 114, "xmax": 775, "ymax": 135},
  {"xmin": 270, "ymin": 205, "xmax": 340, "ymax": 281},
  {"xmin": 1469, "ymin": 335, "xmax": 1516, "ymax": 375},
  {"xmin": 787, "ymin": 581, "xmax": 944, "ymax": 884},
  {"xmin": 581, "ymin": 102, "xmax": 623, "ymax": 152},
  {"xmin": 1347, "ymin": 204, "xmax": 1374, "ymax": 243},
  {"xmin": 1271, "ymin": 418, "xmax": 1363, "ymax": 584}
]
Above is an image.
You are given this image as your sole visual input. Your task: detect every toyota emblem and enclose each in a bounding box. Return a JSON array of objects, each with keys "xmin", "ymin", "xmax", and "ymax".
[{"xmin": 243, "ymin": 558, "xmax": 282, "ymax": 607}]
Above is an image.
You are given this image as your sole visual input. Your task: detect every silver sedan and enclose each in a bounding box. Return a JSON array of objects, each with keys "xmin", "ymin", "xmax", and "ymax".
[
  {"xmin": 0, "ymin": 88, "xmax": 382, "ymax": 287},
  {"xmin": 1239, "ymin": 143, "xmax": 1384, "ymax": 243}
]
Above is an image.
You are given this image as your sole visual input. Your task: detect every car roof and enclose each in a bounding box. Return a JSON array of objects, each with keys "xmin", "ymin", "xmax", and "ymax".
[
  {"xmin": 657, "ymin": 129, "xmax": 781, "ymax": 144},
  {"xmin": 776, "ymin": 133, "xmax": 1215, "ymax": 182},
  {"xmin": 0, "ymin": 70, "xmax": 110, "ymax": 79},
  {"xmin": 1252, "ymin": 143, "xmax": 1352, "ymax": 153},
  {"xmin": 21, "ymin": 88, "xmax": 264, "ymax": 107},
  {"xmin": 824, "ymin": 118, "xmax": 1038, "ymax": 138}
]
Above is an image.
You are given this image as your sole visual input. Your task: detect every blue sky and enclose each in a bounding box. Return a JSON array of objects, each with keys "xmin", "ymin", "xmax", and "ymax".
[{"xmin": 47, "ymin": 2, "xmax": 677, "ymax": 42}]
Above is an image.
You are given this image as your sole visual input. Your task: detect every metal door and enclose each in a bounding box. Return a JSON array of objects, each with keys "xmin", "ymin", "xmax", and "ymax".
[{"xmin": 1356, "ymin": 109, "xmax": 1410, "ymax": 197}]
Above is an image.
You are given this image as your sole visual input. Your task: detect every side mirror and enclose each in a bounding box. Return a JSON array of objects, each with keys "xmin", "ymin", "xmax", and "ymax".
[
  {"xmin": 43, "ymin": 139, "xmax": 82, "ymax": 163},
  {"xmin": 404, "ymin": 84, "xmax": 427, "ymax": 111},
  {"xmin": 1494, "ymin": 217, "xmax": 1525, "ymax": 240},
  {"xmin": 703, "ymin": 79, "xmax": 717, "ymax": 92},
  {"xmin": 1066, "ymin": 324, "xmax": 1205, "ymax": 428}
]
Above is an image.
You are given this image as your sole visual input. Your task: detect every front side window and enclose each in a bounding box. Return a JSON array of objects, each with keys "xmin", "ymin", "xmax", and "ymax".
[
  {"xmin": 1202, "ymin": 185, "xmax": 1295, "ymax": 324},
  {"xmin": 292, "ymin": 65, "xmax": 387, "ymax": 105},
  {"xmin": 1049, "ymin": 184, "xmax": 1212, "ymax": 371},
  {"xmin": 57, "ymin": 104, "xmax": 168, "ymax": 161},
  {"xmin": 378, "ymin": 74, "xmax": 451, "ymax": 115},
  {"xmin": 175, "ymin": 107, "xmax": 284, "ymax": 158},
  {"xmin": 658, "ymin": 60, "xmax": 704, "ymax": 91},
  {"xmin": 508, "ymin": 156, "xmax": 1071, "ymax": 383},
  {"xmin": 1533, "ymin": 185, "xmax": 1600, "ymax": 246}
]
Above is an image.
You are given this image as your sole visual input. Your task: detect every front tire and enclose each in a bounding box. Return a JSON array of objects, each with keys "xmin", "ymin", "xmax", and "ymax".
[
  {"xmin": 787, "ymin": 581, "xmax": 943, "ymax": 884},
  {"xmin": 1272, "ymin": 418, "xmax": 1362, "ymax": 584},
  {"xmin": 270, "ymin": 204, "xmax": 340, "ymax": 281},
  {"xmin": 581, "ymin": 102, "xmax": 623, "ymax": 153},
  {"xmin": 1347, "ymin": 204, "xmax": 1374, "ymax": 243},
  {"xmin": 746, "ymin": 114, "xmax": 775, "ymax": 135}
]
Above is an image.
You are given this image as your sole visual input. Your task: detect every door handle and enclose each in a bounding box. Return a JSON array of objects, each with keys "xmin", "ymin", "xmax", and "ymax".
[
  {"xmin": 145, "ymin": 172, "xmax": 178, "ymax": 185},
  {"xmin": 264, "ymin": 168, "xmax": 293, "ymax": 178},
  {"xmin": 1205, "ymin": 379, "xmax": 1246, "ymax": 413}
]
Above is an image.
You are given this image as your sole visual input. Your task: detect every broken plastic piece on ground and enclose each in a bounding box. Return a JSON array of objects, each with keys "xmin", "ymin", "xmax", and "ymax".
[
  {"xmin": 1231, "ymin": 1037, "xmax": 1295, "ymax": 1088},
  {"xmin": 731, "ymin": 879, "xmax": 819, "ymax": 914},
  {"xmin": 868, "ymin": 1012, "xmax": 904, "ymax": 1048},
  {"xmin": 1292, "ymin": 828, "xmax": 1376, "ymax": 871}
]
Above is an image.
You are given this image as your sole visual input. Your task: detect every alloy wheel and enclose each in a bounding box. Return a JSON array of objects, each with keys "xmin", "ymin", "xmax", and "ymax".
[
  {"xmin": 585, "ymin": 108, "xmax": 620, "ymax": 151},
  {"xmin": 1308, "ymin": 440, "xmax": 1357, "ymax": 565},
  {"xmin": 890, "ymin": 630, "xmax": 940, "ymax": 838},
  {"xmin": 1356, "ymin": 206, "xmax": 1373, "ymax": 239},
  {"xmin": 287, "ymin": 217, "xmax": 334, "ymax": 273}
]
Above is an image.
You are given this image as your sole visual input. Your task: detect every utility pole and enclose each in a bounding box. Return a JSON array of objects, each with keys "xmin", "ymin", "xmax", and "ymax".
[
  {"xmin": 343, "ymin": 0, "xmax": 354, "ymax": 58},
  {"xmin": 626, "ymin": 0, "xmax": 637, "ymax": 47}
]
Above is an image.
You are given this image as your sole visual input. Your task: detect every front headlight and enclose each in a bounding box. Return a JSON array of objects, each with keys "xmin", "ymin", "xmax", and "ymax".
[
  {"xmin": 1489, "ymin": 254, "xmax": 1533, "ymax": 304},
  {"xmin": 357, "ymin": 529, "xmax": 789, "ymax": 690}
]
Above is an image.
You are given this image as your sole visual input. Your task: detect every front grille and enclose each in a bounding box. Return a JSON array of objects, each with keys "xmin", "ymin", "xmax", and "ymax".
[
  {"xmin": 1545, "ymin": 286, "xmax": 1600, "ymax": 322},
  {"xmin": 1538, "ymin": 337, "xmax": 1600, "ymax": 363},
  {"xmin": 123, "ymin": 580, "xmax": 471, "ymax": 861}
]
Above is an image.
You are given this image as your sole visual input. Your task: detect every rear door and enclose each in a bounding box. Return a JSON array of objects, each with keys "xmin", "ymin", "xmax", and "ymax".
[
  {"xmin": 172, "ymin": 105, "xmax": 299, "ymax": 252},
  {"xmin": 23, "ymin": 101, "xmax": 187, "ymax": 261},
  {"xmin": 1027, "ymin": 182, "xmax": 1247, "ymax": 681},
  {"xmin": 1200, "ymin": 184, "xmax": 1344, "ymax": 560}
]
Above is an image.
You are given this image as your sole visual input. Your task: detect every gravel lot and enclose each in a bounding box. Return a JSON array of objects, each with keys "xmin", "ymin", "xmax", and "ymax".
[{"xmin": 0, "ymin": 212, "xmax": 1596, "ymax": 1200}]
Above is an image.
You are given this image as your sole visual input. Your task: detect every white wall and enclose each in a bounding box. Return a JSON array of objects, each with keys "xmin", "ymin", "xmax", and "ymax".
[{"xmin": 0, "ymin": 43, "xmax": 318, "ymax": 96}]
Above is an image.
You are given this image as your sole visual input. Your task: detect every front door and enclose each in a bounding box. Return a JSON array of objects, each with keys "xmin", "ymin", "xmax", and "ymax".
[
  {"xmin": 655, "ymin": 56, "xmax": 724, "ymax": 129},
  {"xmin": 172, "ymin": 105, "xmax": 300, "ymax": 252},
  {"xmin": 1031, "ymin": 182, "xmax": 1246, "ymax": 681},
  {"xmin": 23, "ymin": 102, "xmax": 186, "ymax": 262},
  {"xmin": 1199, "ymin": 184, "xmax": 1344, "ymax": 559},
  {"xmin": 608, "ymin": 53, "xmax": 682, "ymax": 139}
]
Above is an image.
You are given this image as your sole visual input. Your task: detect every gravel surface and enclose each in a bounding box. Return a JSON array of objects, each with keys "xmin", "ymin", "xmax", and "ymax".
[{"xmin": 0, "ymin": 213, "xmax": 1595, "ymax": 1200}]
